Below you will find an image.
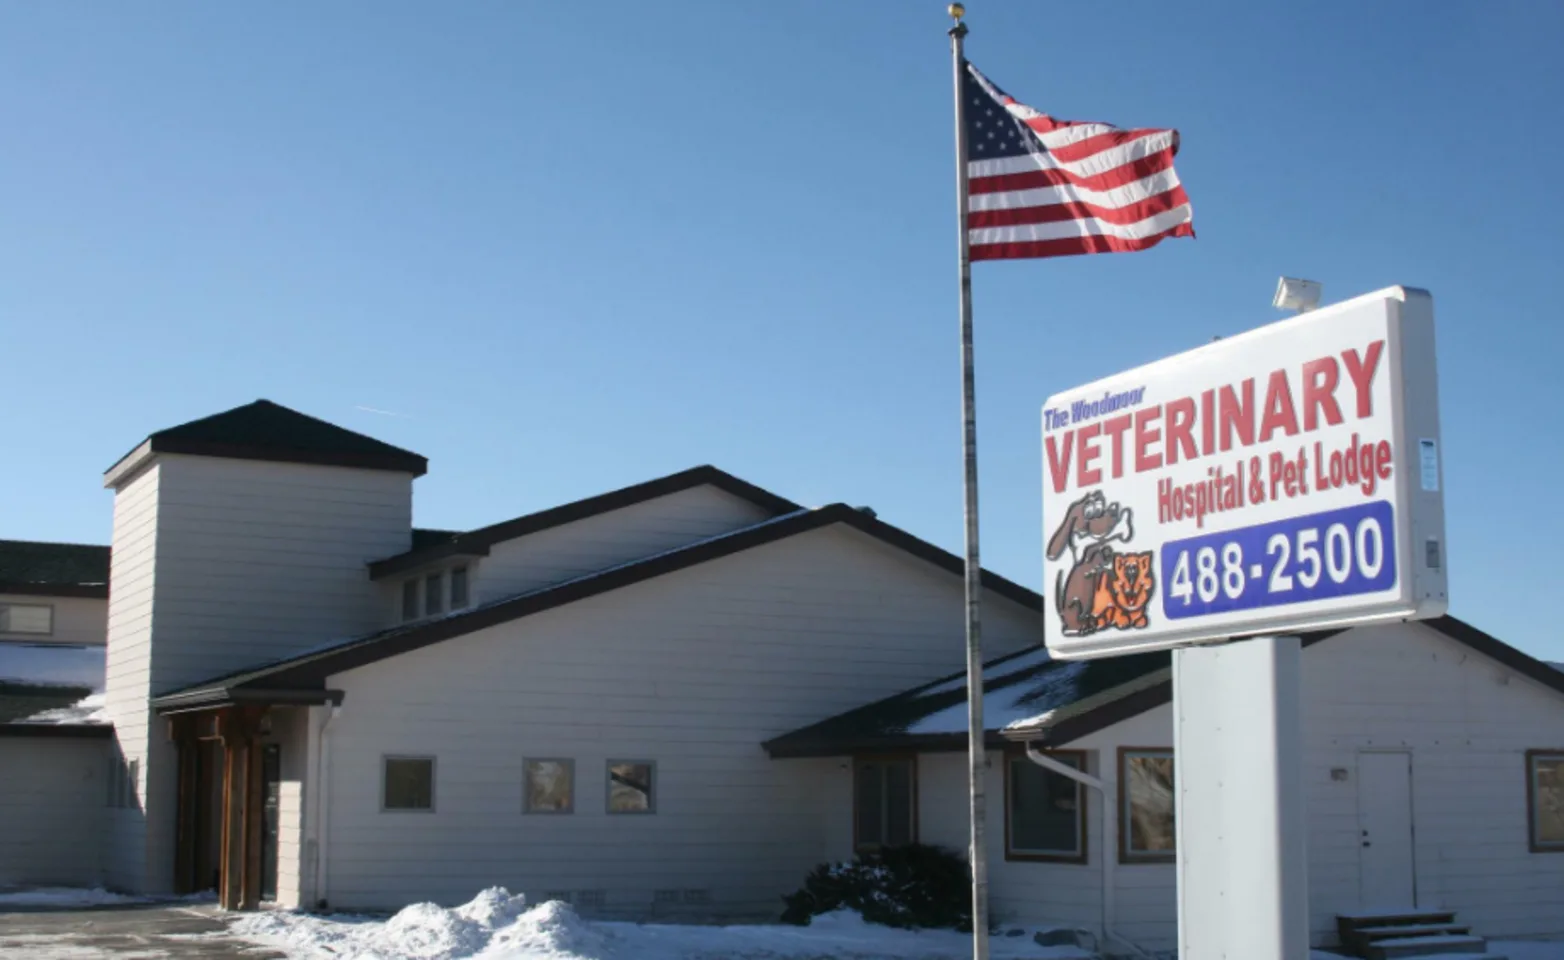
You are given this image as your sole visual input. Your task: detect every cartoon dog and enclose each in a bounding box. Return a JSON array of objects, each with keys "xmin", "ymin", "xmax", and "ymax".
[
  {"xmin": 1046, "ymin": 491, "xmax": 1134, "ymax": 569},
  {"xmin": 1090, "ymin": 551, "xmax": 1155, "ymax": 630},
  {"xmin": 1056, "ymin": 542, "xmax": 1115, "ymax": 635},
  {"xmin": 1047, "ymin": 492, "xmax": 1138, "ymax": 636}
]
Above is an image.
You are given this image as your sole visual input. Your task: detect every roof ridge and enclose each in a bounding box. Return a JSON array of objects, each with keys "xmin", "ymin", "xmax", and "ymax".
[
  {"xmin": 367, "ymin": 464, "xmax": 804, "ymax": 578},
  {"xmin": 106, "ymin": 399, "xmax": 428, "ymax": 479}
]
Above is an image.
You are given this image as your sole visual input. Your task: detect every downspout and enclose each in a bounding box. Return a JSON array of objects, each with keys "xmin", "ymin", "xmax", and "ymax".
[
  {"xmin": 1025, "ymin": 743, "xmax": 1150, "ymax": 960},
  {"xmin": 314, "ymin": 703, "xmax": 342, "ymax": 910}
]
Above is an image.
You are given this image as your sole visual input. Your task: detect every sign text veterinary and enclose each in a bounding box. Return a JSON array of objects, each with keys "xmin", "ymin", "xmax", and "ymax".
[{"xmin": 1041, "ymin": 287, "xmax": 1447, "ymax": 659}]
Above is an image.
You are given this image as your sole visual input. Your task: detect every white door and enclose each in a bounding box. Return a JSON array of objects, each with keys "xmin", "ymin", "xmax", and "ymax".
[{"xmin": 1358, "ymin": 751, "xmax": 1416, "ymax": 909}]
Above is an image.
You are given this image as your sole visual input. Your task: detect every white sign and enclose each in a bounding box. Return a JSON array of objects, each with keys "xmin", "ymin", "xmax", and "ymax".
[{"xmin": 1041, "ymin": 286, "xmax": 1447, "ymax": 659}]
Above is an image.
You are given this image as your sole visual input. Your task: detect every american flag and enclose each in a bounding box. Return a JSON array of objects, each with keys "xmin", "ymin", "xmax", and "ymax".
[{"xmin": 964, "ymin": 63, "xmax": 1194, "ymax": 261}]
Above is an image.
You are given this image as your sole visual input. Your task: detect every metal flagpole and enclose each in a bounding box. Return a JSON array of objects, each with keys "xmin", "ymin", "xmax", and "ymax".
[{"xmin": 947, "ymin": 6, "xmax": 988, "ymax": 960}]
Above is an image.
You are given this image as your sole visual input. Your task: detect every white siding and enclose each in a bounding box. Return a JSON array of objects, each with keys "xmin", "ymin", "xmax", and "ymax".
[
  {"xmin": 0, "ymin": 594, "xmax": 107, "ymax": 647},
  {"xmin": 103, "ymin": 460, "xmax": 161, "ymax": 892},
  {"xmin": 472, "ymin": 486, "xmax": 775, "ymax": 604},
  {"xmin": 918, "ymin": 622, "xmax": 1564, "ymax": 950},
  {"xmin": 102, "ymin": 453, "xmax": 414, "ymax": 895},
  {"xmin": 269, "ymin": 707, "xmax": 311, "ymax": 909},
  {"xmin": 147, "ymin": 455, "xmax": 413, "ymax": 689},
  {"xmin": 0, "ymin": 736, "xmax": 107, "ymax": 887},
  {"xmin": 1300, "ymin": 623, "xmax": 1564, "ymax": 942},
  {"xmin": 317, "ymin": 523, "xmax": 1040, "ymax": 916}
]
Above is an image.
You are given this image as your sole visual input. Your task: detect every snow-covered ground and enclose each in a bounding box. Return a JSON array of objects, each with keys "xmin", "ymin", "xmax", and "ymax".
[
  {"xmin": 0, "ymin": 887, "xmax": 145, "ymax": 908},
  {"xmin": 227, "ymin": 887, "xmax": 1096, "ymax": 960}
]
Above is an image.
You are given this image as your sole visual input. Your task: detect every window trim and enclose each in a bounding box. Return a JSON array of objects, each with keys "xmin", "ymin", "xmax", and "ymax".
[
  {"xmin": 606, "ymin": 759, "xmax": 657, "ymax": 815},
  {"xmin": 523, "ymin": 757, "xmax": 576, "ymax": 814},
  {"xmin": 450, "ymin": 565, "xmax": 470, "ymax": 610},
  {"xmin": 1527, "ymin": 749, "xmax": 1564, "ymax": 853},
  {"xmin": 1004, "ymin": 747, "xmax": 1088, "ymax": 864},
  {"xmin": 1119, "ymin": 746, "xmax": 1176, "ymax": 864},
  {"xmin": 0, "ymin": 601, "xmax": 55, "ymax": 636},
  {"xmin": 424, "ymin": 572, "xmax": 445, "ymax": 616},
  {"xmin": 852, "ymin": 753, "xmax": 918, "ymax": 854},
  {"xmin": 400, "ymin": 580, "xmax": 419, "ymax": 622},
  {"xmin": 380, "ymin": 755, "xmax": 437, "ymax": 813}
]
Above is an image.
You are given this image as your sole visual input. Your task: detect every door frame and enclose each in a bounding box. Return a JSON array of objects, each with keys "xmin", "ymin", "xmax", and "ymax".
[{"xmin": 1355, "ymin": 749, "xmax": 1418, "ymax": 908}]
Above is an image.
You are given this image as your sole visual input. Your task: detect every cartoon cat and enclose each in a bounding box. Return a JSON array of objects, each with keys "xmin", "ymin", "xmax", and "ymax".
[{"xmin": 1090, "ymin": 551, "xmax": 1155, "ymax": 630}]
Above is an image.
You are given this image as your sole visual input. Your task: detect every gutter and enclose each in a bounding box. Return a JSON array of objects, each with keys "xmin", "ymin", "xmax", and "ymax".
[
  {"xmin": 153, "ymin": 687, "xmax": 344, "ymax": 715},
  {"xmin": 314, "ymin": 702, "xmax": 342, "ymax": 910},
  {"xmin": 1024, "ymin": 743, "xmax": 1151, "ymax": 960}
]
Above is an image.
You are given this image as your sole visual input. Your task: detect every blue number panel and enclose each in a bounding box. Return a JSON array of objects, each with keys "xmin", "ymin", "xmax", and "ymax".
[{"xmin": 1160, "ymin": 500, "xmax": 1397, "ymax": 620}]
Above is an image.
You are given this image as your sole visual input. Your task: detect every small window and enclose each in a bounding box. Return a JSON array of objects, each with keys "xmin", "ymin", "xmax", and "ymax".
[
  {"xmin": 1006, "ymin": 751, "xmax": 1086, "ymax": 862},
  {"xmin": 383, "ymin": 756, "xmax": 435, "ymax": 811},
  {"xmin": 106, "ymin": 756, "xmax": 138, "ymax": 809},
  {"xmin": 854, "ymin": 756, "xmax": 916, "ymax": 852},
  {"xmin": 425, "ymin": 574, "xmax": 444, "ymax": 616},
  {"xmin": 0, "ymin": 602, "xmax": 53, "ymax": 635},
  {"xmin": 400, "ymin": 581, "xmax": 419, "ymax": 622},
  {"xmin": 1121, "ymin": 748, "xmax": 1175, "ymax": 862},
  {"xmin": 450, "ymin": 566, "xmax": 470, "ymax": 609},
  {"xmin": 608, "ymin": 761, "xmax": 655, "ymax": 814},
  {"xmin": 1528, "ymin": 750, "xmax": 1564, "ymax": 852},
  {"xmin": 525, "ymin": 758, "xmax": 574, "ymax": 813}
]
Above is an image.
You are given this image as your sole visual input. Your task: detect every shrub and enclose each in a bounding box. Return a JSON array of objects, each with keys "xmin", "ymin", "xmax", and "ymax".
[{"xmin": 780, "ymin": 844, "xmax": 973, "ymax": 931}]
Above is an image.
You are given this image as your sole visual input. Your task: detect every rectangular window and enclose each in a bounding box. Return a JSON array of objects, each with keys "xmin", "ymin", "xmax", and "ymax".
[
  {"xmin": 424, "ymin": 574, "xmax": 444, "ymax": 616},
  {"xmin": 1006, "ymin": 750, "xmax": 1086, "ymax": 862},
  {"xmin": 0, "ymin": 602, "xmax": 53, "ymax": 635},
  {"xmin": 525, "ymin": 758, "xmax": 575, "ymax": 813},
  {"xmin": 607, "ymin": 760, "xmax": 655, "ymax": 814},
  {"xmin": 1529, "ymin": 750, "xmax": 1564, "ymax": 852},
  {"xmin": 1121, "ymin": 748, "xmax": 1176, "ymax": 862},
  {"xmin": 854, "ymin": 756, "xmax": 916, "ymax": 852},
  {"xmin": 450, "ymin": 566, "xmax": 470, "ymax": 609},
  {"xmin": 401, "ymin": 580, "xmax": 419, "ymax": 622},
  {"xmin": 383, "ymin": 756, "xmax": 435, "ymax": 811},
  {"xmin": 106, "ymin": 756, "xmax": 138, "ymax": 809}
]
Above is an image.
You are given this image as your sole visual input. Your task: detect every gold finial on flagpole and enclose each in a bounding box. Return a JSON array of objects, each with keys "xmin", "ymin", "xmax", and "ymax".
[{"xmin": 948, "ymin": 3, "xmax": 967, "ymax": 38}]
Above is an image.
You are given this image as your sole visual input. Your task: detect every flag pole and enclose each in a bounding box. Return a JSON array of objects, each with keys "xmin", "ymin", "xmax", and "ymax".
[{"xmin": 947, "ymin": 6, "xmax": 988, "ymax": 960}]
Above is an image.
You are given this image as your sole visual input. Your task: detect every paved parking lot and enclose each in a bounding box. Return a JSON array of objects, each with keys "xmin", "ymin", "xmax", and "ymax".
[{"xmin": 0, "ymin": 903, "xmax": 283, "ymax": 959}]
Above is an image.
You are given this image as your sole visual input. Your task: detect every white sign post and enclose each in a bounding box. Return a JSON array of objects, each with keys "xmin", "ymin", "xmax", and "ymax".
[{"xmin": 1041, "ymin": 287, "xmax": 1446, "ymax": 959}]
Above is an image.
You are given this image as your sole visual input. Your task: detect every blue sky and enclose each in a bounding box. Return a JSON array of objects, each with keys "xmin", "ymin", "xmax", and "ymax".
[{"xmin": 3, "ymin": 2, "xmax": 1561, "ymax": 659}]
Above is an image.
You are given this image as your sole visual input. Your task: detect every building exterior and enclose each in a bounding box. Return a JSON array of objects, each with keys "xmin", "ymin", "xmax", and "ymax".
[
  {"xmin": 2, "ymin": 399, "xmax": 1561, "ymax": 954},
  {"xmin": 0, "ymin": 538, "xmax": 112, "ymax": 887}
]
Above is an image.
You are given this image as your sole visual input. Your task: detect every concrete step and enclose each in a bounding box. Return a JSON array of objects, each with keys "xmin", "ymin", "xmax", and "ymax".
[
  {"xmin": 1355, "ymin": 923, "xmax": 1472, "ymax": 941},
  {"xmin": 1363, "ymin": 935, "xmax": 1488, "ymax": 960},
  {"xmin": 1338, "ymin": 911, "xmax": 1461, "ymax": 951},
  {"xmin": 1340, "ymin": 910, "xmax": 1459, "ymax": 931}
]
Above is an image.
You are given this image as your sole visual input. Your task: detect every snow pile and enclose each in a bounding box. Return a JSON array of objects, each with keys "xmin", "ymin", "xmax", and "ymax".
[
  {"xmin": 17, "ymin": 691, "xmax": 109, "ymax": 725},
  {"xmin": 228, "ymin": 888, "xmax": 1093, "ymax": 960},
  {"xmin": 230, "ymin": 887, "xmax": 576, "ymax": 960},
  {"xmin": 0, "ymin": 887, "xmax": 144, "ymax": 907}
]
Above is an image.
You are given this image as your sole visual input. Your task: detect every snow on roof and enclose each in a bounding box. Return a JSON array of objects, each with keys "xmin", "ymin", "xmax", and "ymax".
[
  {"xmin": 906, "ymin": 660, "xmax": 1087, "ymax": 734},
  {"xmin": 0, "ymin": 642, "xmax": 104, "ymax": 691},
  {"xmin": 765, "ymin": 645, "xmax": 1171, "ymax": 757},
  {"xmin": 16, "ymin": 691, "xmax": 108, "ymax": 725},
  {"xmin": 915, "ymin": 647, "xmax": 1053, "ymax": 698}
]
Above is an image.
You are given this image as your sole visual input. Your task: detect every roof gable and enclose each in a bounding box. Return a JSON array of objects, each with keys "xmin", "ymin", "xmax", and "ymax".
[
  {"xmin": 0, "ymin": 540, "xmax": 111, "ymax": 598},
  {"xmin": 366, "ymin": 466, "xmax": 802, "ymax": 578},
  {"xmin": 106, "ymin": 400, "xmax": 428, "ymax": 480},
  {"xmin": 153, "ymin": 504, "xmax": 1044, "ymax": 712}
]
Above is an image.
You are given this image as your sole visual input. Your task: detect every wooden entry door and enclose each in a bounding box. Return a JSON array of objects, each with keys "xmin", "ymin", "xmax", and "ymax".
[{"xmin": 1357, "ymin": 751, "xmax": 1416, "ymax": 909}]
